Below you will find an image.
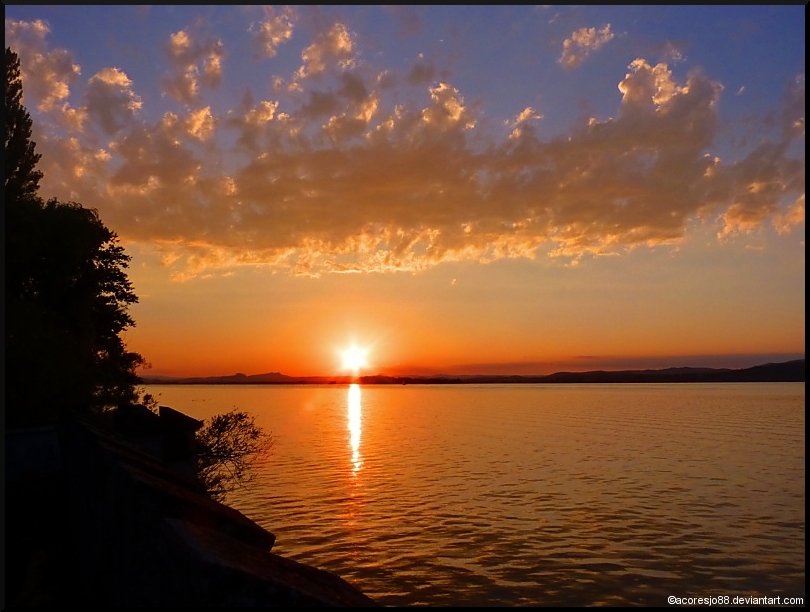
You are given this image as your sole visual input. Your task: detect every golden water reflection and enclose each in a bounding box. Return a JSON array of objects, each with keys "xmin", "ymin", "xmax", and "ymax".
[{"xmin": 347, "ymin": 383, "xmax": 363, "ymax": 474}]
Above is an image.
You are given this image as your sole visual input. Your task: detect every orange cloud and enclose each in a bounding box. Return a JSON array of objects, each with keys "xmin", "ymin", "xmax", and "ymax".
[
  {"xmin": 251, "ymin": 6, "xmax": 296, "ymax": 59},
  {"xmin": 163, "ymin": 28, "xmax": 224, "ymax": 104},
  {"xmin": 559, "ymin": 24, "xmax": 615, "ymax": 70},
  {"xmin": 7, "ymin": 19, "xmax": 805, "ymax": 281}
]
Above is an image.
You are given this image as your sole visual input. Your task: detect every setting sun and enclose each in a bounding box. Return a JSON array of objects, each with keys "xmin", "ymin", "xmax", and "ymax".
[{"xmin": 340, "ymin": 345, "xmax": 369, "ymax": 374}]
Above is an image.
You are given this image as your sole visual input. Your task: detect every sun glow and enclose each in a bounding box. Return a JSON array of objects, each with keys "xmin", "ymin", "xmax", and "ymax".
[{"xmin": 340, "ymin": 344, "xmax": 369, "ymax": 374}]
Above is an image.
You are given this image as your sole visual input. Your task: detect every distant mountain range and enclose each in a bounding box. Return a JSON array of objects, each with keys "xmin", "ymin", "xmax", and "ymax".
[{"xmin": 143, "ymin": 359, "xmax": 804, "ymax": 385}]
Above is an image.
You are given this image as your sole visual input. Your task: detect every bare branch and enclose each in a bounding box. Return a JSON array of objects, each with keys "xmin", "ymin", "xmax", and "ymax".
[{"xmin": 195, "ymin": 409, "xmax": 274, "ymax": 501}]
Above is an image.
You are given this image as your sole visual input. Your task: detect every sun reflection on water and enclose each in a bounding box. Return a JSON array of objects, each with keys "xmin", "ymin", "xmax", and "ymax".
[{"xmin": 347, "ymin": 383, "xmax": 363, "ymax": 474}]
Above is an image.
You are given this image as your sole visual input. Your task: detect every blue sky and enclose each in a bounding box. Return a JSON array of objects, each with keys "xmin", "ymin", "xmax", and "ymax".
[{"xmin": 5, "ymin": 5, "xmax": 805, "ymax": 376}]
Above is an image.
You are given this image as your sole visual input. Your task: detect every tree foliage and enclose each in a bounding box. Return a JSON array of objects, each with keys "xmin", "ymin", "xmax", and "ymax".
[
  {"xmin": 5, "ymin": 47, "xmax": 144, "ymax": 426},
  {"xmin": 5, "ymin": 47, "xmax": 42, "ymax": 205},
  {"xmin": 5, "ymin": 47, "xmax": 273, "ymax": 499},
  {"xmin": 195, "ymin": 410, "xmax": 274, "ymax": 501}
]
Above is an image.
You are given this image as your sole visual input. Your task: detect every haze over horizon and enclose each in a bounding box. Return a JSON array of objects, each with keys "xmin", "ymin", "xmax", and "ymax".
[{"xmin": 5, "ymin": 6, "xmax": 804, "ymax": 378}]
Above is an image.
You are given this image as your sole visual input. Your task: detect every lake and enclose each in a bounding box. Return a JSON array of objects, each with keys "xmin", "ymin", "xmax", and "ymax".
[{"xmin": 145, "ymin": 383, "xmax": 805, "ymax": 606}]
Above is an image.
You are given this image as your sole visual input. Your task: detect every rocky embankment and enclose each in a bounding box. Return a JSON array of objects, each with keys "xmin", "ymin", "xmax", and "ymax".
[{"xmin": 5, "ymin": 406, "xmax": 379, "ymax": 607}]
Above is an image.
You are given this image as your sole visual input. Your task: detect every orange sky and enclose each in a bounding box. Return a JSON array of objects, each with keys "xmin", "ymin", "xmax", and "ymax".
[
  {"xmin": 6, "ymin": 6, "xmax": 805, "ymax": 377},
  {"xmin": 123, "ymin": 222, "xmax": 804, "ymax": 377}
]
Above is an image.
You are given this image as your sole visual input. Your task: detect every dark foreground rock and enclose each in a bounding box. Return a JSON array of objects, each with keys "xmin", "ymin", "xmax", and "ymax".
[{"xmin": 5, "ymin": 410, "xmax": 379, "ymax": 607}]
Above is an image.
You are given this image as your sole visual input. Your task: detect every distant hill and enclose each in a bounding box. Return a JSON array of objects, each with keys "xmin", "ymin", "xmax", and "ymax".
[
  {"xmin": 149, "ymin": 371, "xmax": 300, "ymax": 384},
  {"xmin": 142, "ymin": 359, "xmax": 804, "ymax": 385}
]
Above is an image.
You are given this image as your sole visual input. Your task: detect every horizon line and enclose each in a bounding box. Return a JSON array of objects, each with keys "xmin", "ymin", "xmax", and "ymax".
[{"xmin": 141, "ymin": 354, "xmax": 805, "ymax": 381}]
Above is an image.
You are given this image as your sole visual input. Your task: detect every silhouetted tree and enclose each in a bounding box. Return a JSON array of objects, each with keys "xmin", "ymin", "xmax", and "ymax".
[
  {"xmin": 5, "ymin": 48, "xmax": 273, "ymax": 495},
  {"xmin": 5, "ymin": 47, "xmax": 42, "ymax": 205},
  {"xmin": 5, "ymin": 46, "xmax": 144, "ymax": 426}
]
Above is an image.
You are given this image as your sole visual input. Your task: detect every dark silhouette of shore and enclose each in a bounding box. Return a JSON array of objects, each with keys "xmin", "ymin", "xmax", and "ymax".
[
  {"xmin": 143, "ymin": 359, "xmax": 804, "ymax": 386},
  {"xmin": 5, "ymin": 408, "xmax": 379, "ymax": 607}
]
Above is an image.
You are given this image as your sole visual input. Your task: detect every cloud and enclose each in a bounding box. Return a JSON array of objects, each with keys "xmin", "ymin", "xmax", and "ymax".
[
  {"xmin": 781, "ymin": 74, "xmax": 805, "ymax": 140},
  {"xmin": 559, "ymin": 24, "xmax": 615, "ymax": 69},
  {"xmin": 506, "ymin": 107, "xmax": 543, "ymax": 140},
  {"xmin": 226, "ymin": 91, "xmax": 281, "ymax": 152},
  {"xmin": 294, "ymin": 22, "xmax": 356, "ymax": 81},
  {"xmin": 715, "ymin": 75, "xmax": 806, "ymax": 238},
  {"xmin": 10, "ymin": 19, "xmax": 805, "ymax": 281},
  {"xmin": 85, "ymin": 68, "xmax": 142, "ymax": 135},
  {"xmin": 5, "ymin": 18, "xmax": 81, "ymax": 115},
  {"xmin": 717, "ymin": 145, "xmax": 805, "ymax": 239},
  {"xmin": 771, "ymin": 194, "xmax": 805, "ymax": 235},
  {"xmin": 420, "ymin": 83, "xmax": 475, "ymax": 131},
  {"xmin": 161, "ymin": 106, "xmax": 215, "ymax": 141},
  {"xmin": 251, "ymin": 6, "xmax": 296, "ymax": 59},
  {"xmin": 163, "ymin": 28, "xmax": 224, "ymax": 104},
  {"xmin": 406, "ymin": 56, "xmax": 437, "ymax": 86}
]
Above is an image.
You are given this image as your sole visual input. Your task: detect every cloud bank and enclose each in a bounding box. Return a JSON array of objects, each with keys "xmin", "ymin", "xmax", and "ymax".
[{"xmin": 6, "ymin": 13, "xmax": 805, "ymax": 279}]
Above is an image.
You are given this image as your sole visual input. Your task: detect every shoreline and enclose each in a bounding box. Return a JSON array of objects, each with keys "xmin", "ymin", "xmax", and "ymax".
[{"xmin": 142, "ymin": 359, "xmax": 804, "ymax": 386}]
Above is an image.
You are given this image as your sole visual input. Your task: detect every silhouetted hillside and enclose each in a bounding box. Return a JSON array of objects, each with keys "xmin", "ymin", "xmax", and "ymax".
[
  {"xmin": 533, "ymin": 359, "xmax": 805, "ymax": 383},
  {"xmin": 142, "ymin": 359, "xmax": 804, "ymax": 385}
]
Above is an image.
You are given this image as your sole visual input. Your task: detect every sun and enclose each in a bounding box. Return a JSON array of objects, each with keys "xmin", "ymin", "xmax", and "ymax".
[{"xmin": 340, "ymin": 344, "xmax": 369, "ymax": 374}]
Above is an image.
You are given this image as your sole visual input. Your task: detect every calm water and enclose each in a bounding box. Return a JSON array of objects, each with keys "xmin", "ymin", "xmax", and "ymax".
[{"xmin": 146, "ymin": 383, "xmax": 805, "ymax": 606}]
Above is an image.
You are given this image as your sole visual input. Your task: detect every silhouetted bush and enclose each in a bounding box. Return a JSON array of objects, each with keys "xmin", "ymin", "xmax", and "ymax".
[{"xmin": 195, "ymin": 410, "xmax": 275, "ymax": 501}]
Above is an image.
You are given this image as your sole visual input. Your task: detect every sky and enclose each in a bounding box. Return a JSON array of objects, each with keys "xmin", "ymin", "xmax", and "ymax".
[{"xmin": 5, "ymin": 5, "xmax": 805, "ymax": 378}]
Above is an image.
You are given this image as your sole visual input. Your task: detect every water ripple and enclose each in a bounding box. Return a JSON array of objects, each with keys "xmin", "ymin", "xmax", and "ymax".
[{"xmin": 147, "ymin": 382, "xmax": 806, "ymax": 606}]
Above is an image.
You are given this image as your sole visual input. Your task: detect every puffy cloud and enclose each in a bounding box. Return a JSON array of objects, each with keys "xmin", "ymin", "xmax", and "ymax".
[
  {"xmin": 294, "ymin": 23, "xmax": 355, "ymax": 81},
  {"xmin": 203, "ymin": 52, "xmax": 222, "ymax": 88},
  {"xmin": 33, "ymin": 135, "xmax": 112, "ymax": 202},
  {"xmin": 55, "ymin": 104, "xmax": 89, "ymax": 132},
  {"xmin": 323, "ymin": 90, "xmax": 379, "ymax": 142},
  {"xmin": 5, "ymin": 18, "xmax": 81, "ymax": 113},
  {"xmin": 559, "ymin": 24, "xmax": 615, "ymax": 70},
  {"xmin": 5, "ymin": 17, "xmax": 50, "ymax": 43},
  {"xmin": 147, "ymin": 60, "xmax": 801, "ymax": 276},
  {"xmin": 185, "ymin": 106, "xmax": 215, "ymax": 140},
  {"xmin": 160, "ymin": 107, "xmax": 215, "ymax": 141},
  {"xmin": 226, "ymin": 93, "xmax": 281, "ymax": 152},
  {"xmin": 17, "ymin": 17, "xmax": 804, "ymax": 280},
  {"xmin": 163, "ymin": 28, "xmax": 224, "ymax": 104},
  {"xmin": 421, "ymin": 83, "xmax": 475, "ymax": 131},
  {"xmin": 299, "ymin": 72, "xmax": 376, "ymax": 126},
  {"xmin": 85, "ymin": 68, "xmax": 142, "ymax": 134},
  {"xmin": 251, "ymin": 6, "xmax": 296, "ymax": 58},
  {"xmin": 107, "ymin": 115, "xmax": 205, "ymax": 190}
]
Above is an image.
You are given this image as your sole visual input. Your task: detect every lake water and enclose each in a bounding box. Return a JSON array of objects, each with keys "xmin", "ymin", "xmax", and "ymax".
[{"xmin": 145, "ymin": 383, "xmax": 805, "ymax": 606}]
